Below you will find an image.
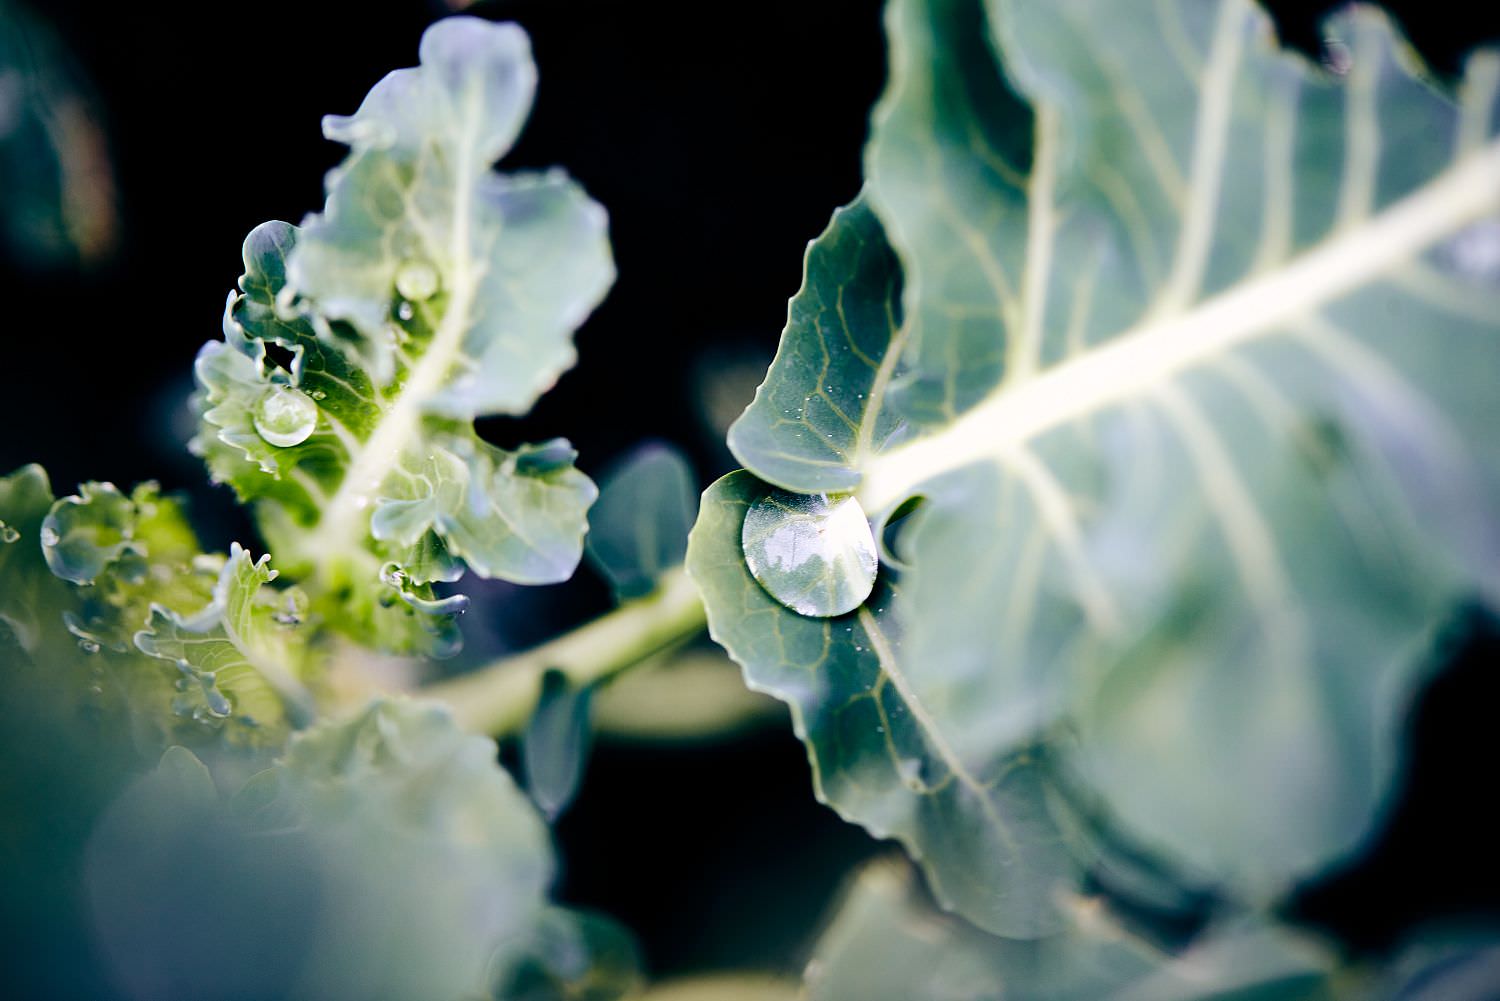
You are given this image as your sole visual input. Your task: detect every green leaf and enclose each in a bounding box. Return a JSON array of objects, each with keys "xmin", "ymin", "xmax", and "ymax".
[
  {"xmin": 703, "ymin": 0, "xmax": 1500, "ymax": 927},
  {"xmin": 687, "ymin": 471, "xmax": 1082, "ymax": 937},
  {"xmin": 134, "ymin": 543, "xmax": 311, "ymax": 737},
  {"xmin": 3, "ymin": 466, "xmax": 307, "ymax": 755},
  {"xmin": 726, "ymin": 196, "xmax": 905, "ymax": 493},
  {"xmin": 585, "ymin": 443, "xmax": 697, "ymax": 600},
  {"xmin": 86, "ymin": 699, "xmax": 591, "ymax": 1001},
  {"xmin": 489, "ymin": 906, "xmax": 643, "ymax": 1001},
  {"xmin": 804, "ymin": 860, "xmax": 1339, "ymax": 1001},
  {"xmin": 521, "ymin": 668, "xmax": 594, "ymax": 820},
  {"xmin": 192, "ymin": 16, "xmax": 609, "ymax": 655}
]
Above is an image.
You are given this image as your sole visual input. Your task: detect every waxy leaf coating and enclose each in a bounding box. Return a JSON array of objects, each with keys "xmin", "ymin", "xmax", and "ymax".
[{"xmin": 698, "ymin": 0, "xmax": 1500, "ymax": 933}]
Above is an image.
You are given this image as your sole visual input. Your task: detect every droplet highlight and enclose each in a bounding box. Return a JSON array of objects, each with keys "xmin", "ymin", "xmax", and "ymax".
[
  {"xmin": 741, "ymin": 488, "xmax": 878, "ymax": 618},
  {"xmin": 253, "ymin": 386, "xmax": 319, "ymax": 448},
  {"xmin": 394, "ymin": 259, "xmax": 440, "ymax": 302},
  {"xmin": 0, "ymin": 521, "xmax": 18, "ymax": 544}
]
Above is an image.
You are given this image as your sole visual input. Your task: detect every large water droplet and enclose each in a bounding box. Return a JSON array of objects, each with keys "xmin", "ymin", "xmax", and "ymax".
[
  {"xmin": 395, "ymin": 259, "xmax": 440, "ymax": 301},
  {"xmin": 253, "ymin": 386, "xmax": 318, "ymax": 448},
  {"xmin": 741, "ymin": 488, "xmax": 877, "ymax": 617}
]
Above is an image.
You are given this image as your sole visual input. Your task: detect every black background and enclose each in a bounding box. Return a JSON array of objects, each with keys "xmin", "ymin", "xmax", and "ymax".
[{"xmin": 2, "ymin": 0, "xmax": 1500, "ymax": 982}]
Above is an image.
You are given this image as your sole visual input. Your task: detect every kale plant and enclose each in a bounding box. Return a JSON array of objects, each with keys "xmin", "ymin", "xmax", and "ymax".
[{"xmin": 3, "ymin": 1, "xmax": 1499, "ymax": 997}]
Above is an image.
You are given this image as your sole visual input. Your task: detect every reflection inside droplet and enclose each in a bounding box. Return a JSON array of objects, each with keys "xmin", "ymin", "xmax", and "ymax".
[
  {"xmin": 741, "ymin": 487, "xmax": 878, "ymax": 618},
  {"xmin": 253, "ymin": 386, "xmax": 319, "ymax": 448}
]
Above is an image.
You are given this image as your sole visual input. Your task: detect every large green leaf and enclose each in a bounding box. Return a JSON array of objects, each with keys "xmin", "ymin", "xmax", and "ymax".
[
  {"xmin": 192, "ymin": 16, "xmax": 609, "ymax": 655},
  {"xmin": 701, "ymin": 0, "xmax": 1500, "ymax": 932},
  {"xmin": 85, "ymin": 699, "xmax": 630, "ymax": 1001}
]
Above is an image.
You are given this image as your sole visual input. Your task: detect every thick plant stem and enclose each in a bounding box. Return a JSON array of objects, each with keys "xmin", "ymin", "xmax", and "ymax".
[{"xmin": 421, "ymin": 566, "xmax": 707, "ymax": 736}]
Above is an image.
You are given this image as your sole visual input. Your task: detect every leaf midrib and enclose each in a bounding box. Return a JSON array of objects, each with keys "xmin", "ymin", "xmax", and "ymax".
[
  {"xmin": 313, "ymin": 84, "xmax": 485, "ymax": 563},
  {"xmin": 857, "ymin": 138, "xmax": 1500, "ymax": 513}
]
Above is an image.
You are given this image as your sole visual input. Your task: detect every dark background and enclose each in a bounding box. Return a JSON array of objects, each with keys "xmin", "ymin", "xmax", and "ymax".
[{"xmin": 2, "ymin": 0, "xmax": 1500, "ymax": 983}]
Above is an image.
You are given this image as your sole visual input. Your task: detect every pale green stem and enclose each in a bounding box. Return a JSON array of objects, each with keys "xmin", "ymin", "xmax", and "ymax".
[{"xmin": 420, "ymin": 566, "xmax": 707, "ymax": 736}]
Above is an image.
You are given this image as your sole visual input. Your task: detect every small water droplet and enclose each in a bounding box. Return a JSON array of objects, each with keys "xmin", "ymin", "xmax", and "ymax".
[
  {"xmin": 0, "ymin": 522, "xmax": 18, "ymax": 544},
  {"xmin": 394, "ymin": 259, "xmax": 440, "ymax": 301},
  {"xmin": 77, "ymin": 637, "xmax": 100, "ymax": 655},
  {"xmin": 253, "ymin": 385, "xmax": 319, "ymax": 448},
  {"xmin": 741, "ymin": 488, "xmax": 878, "ymax": 617},
  {"xmin": 380, "ymin": 562, "xmax": 408, "ymax": 589},
  {"xmin": 396, "ymin": 301, "xmax": 415, "ymax": 322}
]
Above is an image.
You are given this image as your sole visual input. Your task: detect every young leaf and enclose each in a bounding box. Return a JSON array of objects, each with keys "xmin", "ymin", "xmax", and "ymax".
[
  {"xmin": 193, "ymin": 17, "xmax": 610, "ymax": 656},
  {"xmin": 585, "ymin": 442, "xmax": 697, "ymax": 600},
  {"xmin": 2, "ymin": 466, "xmax": 298, "ymax": 752},
  {"xmin": 700, "ymin": 0, "xmax": 1500, "ymax": 931},
  {"xmin": 134, "ymin": 542, "xmax": 312, "ymax": 734}
]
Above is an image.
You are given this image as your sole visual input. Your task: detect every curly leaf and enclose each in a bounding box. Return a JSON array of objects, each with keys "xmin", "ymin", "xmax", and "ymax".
[
  {"xmin": 192, "ymin": 17, "xmax": 608, "ymax": 655},
  {"xmin": 1, "ymin": 467, "xmax": 298, "ymax": 753},
  {"xmin": 133, "ymin": 543, "xmax": 309, "ymax": 737},
  {"xmin": 704, "ymin": 0, "xmax": 1500, "ymax": 929}
]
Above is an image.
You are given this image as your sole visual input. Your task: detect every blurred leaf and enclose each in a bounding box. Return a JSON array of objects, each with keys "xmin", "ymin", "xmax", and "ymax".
[
  {"xmin": 490, "ymin": 906, "xmax": 643, "ymax": 1001},
  {"xmin": 522, "ymin": 668, "xmax": 594, "ymax": 820},
  {"xmin": 192, "ymin": 17, "xmax": 609, "ymax": 656},
  {"xmin": 0, "ymin": 0, "xmax": 117, "ymax": 267},
  {"xmin": 585, "ymin": 442, "xmax": 696, "ymax": 601},
  {"xmin": 804, "ymin": 860, "xmax": 1340, "ymax": 1001},
  {"xmin": 695, "ymin": 0, "xmax": 1500, "ymax": 931},
  {"xmin": 86, "ymin": 698, "xmax": 586, "ymax": 1001}
]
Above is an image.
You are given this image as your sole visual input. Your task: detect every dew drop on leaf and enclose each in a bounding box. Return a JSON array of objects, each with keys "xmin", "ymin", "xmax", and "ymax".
[
  {"xmin": 253, "ymin": 385, "xmax": 319, "ymax": 448},
  {"xmin": 741, "ymin": 488, "xmax": 877, "ymax": 618},
  {"xmin": 0, "ymin": 521, "xmax": 18, "ymax": 544},
  {"xmin": 394, "ymin": 259, "xmax": 440, "ymax": 301}
]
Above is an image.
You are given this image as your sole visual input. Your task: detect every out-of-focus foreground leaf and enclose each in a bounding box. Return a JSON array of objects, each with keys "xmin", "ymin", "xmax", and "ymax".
[{"xmin": 83, "ymin": 698, "xmax": 637, "ymax": 1001}]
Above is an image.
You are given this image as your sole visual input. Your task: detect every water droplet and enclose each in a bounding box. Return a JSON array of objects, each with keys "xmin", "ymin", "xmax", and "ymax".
[
  {"xmin": 253, "ymin": 385, "xmax": 319, "ymax": 448},
  {"xmin": 396, "ymin": 301, "xmax": 415, "ymax": 322},
  {"xmin": 394, "ymin": 259, "xmax": 440, "ymax": 301},
  {"xmin": 741, "ymin": 488, "xmax": 878, "ymax": 617},
  {"xmin": 0, "ymin": 522, "xmax": 18, "ymax": 544},
  {"xmin": 379, "ymin": 562, "xmax": 408, "ymax": 589},
  {"xmin": 77, "ymin": 637, "xmax": 100, "ymax": 654}
]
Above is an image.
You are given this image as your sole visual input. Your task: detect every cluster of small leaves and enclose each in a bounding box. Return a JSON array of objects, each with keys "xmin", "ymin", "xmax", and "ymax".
[
  {"xmin": 1, "ymin": 16, "xmax": 645, "ymax": 1000},
  {"xmin": 1, "ymin": 464, "xmax": 301, "ymax": 751},
  {"xmin": 192, "ymin": 16, "xmax": 612, "ymax": 658}
]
